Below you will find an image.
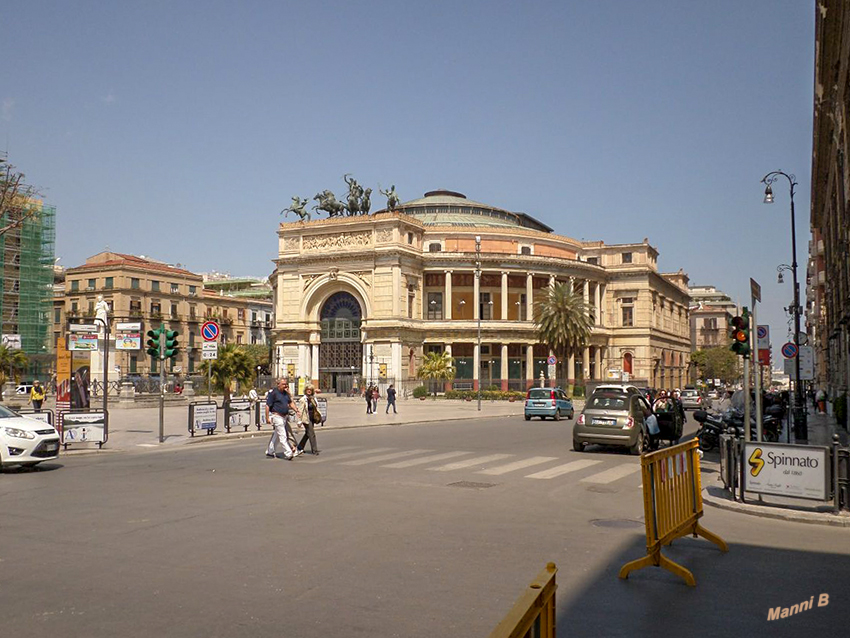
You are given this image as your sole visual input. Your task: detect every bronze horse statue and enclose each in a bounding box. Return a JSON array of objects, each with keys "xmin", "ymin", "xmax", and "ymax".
[
  {"xmin": 281, "ymin": 196, "xmax": 311, "ymax": 222},
  {"xmin": 313, "ymin": 190, "xmax": 346, "ymax": 217}
]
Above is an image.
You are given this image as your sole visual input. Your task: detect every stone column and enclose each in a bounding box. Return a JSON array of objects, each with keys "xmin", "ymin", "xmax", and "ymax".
[
  {"xmin": 474, "ymin": 271, "xmax": 480, "ymax": 321},
  {"xmin": 444, "ymin": 270, "xmax": 452, "ymax": 320},
  {"xmin": 583, "ymin": 279, "xmax": 589, "ymax": 307},
  {"xmin": 595, "ymin": 346, "xmax": 602, "ymax": 380},
  {"xmin": 568, "ymin": 353, "xmax": 576, "ymax": 385},
  {"xmin": 501, "ymin": 343, "xmax": 509, "ymax": 391},
  {"xmin": 391, "ymin": 341, "xmax": 403, "ymax": 381},
  {"xmin": 526, "ymin": 344, "xmax": 534, "ymax": 390},
  {"xmin": 600, "ymin": 283, "xmax": 606, "ymax": 327},
  {"xmin": 392, "ymin": 265, "xmax": 401, "ymax": 317},
  {"xmin": 594, "ymin": 283, "xmax": 601, "ymax": 326},
  {"xmin": 501, "ymin": 271, "xmax": 508, "ymax": 321},
  {"xmin": 582, "ymin": 347, "xmax": 590, "ymax": 384},
  {"xmin": 311, "ymin": 344, "xmax": 319, "ymax": 387},
  {"xmin": 444, "ymin": 343, "xmax": 453, "ymax": 392},
  {"xmin": 526, "ymin": 273, "xmax": 533, "ymax": 322},
  {"xmin": 473, "ymin": 342, "xmax": 480, "ymax": 391}
]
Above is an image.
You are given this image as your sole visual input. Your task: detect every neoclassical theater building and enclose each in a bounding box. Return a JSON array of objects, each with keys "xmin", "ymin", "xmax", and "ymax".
[{"xmin": 272, "ymin": 190, "xmax": 691, "ymax": 393}]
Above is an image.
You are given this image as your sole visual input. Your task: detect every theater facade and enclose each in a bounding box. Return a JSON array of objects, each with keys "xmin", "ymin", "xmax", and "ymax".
[{"xmin": 272, "ymin": 190, "xmax": 691, "ymax": 394}]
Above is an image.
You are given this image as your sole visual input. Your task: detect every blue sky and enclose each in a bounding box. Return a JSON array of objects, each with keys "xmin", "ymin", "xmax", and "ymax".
[{"xmin": 2, "ymin": 1, "xmax": 814, "ymax": 352}]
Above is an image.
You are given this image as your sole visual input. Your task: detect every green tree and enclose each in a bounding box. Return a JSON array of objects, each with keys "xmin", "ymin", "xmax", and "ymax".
[
  {"xmin": 417, "ymin": 351, "xmax": 456, "ymax": 395},
  {"xmin": 0, "ymin": 345, "xmax": 29, "ymax": 400},
  {"xmin": 691, "ymin": 347, "xmax": 739, "ymax": 384},
  {"xmin": 534, "ymin": 283, "xmax": 592, "ymax": 385},
  {"xmin": 199, "ymin": 343, "xmax": 254, "ymax": 402},
  {"xmin": 239, "ymin": 344, "xmax": 272, "ymax": 375}
]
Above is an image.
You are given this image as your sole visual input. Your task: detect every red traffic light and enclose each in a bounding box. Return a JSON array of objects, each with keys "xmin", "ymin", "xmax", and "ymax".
[{"xmin": 734, "ymin": 330, "xmax": 748, "ymax": 343}]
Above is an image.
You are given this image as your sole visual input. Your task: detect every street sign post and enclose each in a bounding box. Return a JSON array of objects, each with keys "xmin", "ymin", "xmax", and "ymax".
[{"xmin": 781, "ymin": 342, "xmax": 798, "ymax": 359}]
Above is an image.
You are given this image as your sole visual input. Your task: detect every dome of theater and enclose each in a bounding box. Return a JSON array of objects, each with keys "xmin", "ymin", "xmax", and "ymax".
[{"xmin": 395, "ymin": 190, "xmax": 553, "ymax": 232}]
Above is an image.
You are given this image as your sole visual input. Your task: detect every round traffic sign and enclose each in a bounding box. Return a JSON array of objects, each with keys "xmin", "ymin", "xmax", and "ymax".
[
  {"xmin": 781, "ymin": 342, "xmax": 798, "ymax": 359},
  {"xmin": 756, "ymin": 326, "xmax": 768, "ymax": 340},
  {"xmin": 547, "ymin": 355, "xmax": 557, "ymax": 365},
  {"xmin": 201, "ymin": 321, "xmax": 220, "ymax": 342}
]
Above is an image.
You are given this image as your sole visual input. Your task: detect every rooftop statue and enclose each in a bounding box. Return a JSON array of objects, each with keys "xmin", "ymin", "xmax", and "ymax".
[
  {"xmin": 313, "ymin": 190, "xmax": 346, "ymax": 217},
  {"xmin": 380, "ymin": 185, "xmax": 400, "ymax": 212},
  {"xmin": 281, "ymin": 196, "xmax": 311, "ymax": 222}
]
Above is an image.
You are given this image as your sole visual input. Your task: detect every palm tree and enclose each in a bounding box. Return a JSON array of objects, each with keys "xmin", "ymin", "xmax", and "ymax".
[
  {"xmin": 199, "ymin": 343, "xmax": 254, "ymax": 403},
  {"xmin": 534, "ymin": 283, "xmax": 592, "ymax": 389},
  {"xmin": 0, "ymin": 345, "xmax": 28, "ymax": 401},
  {"xmin": 417, "ymin": 351, "xmax": 456, "ymax": 396}
]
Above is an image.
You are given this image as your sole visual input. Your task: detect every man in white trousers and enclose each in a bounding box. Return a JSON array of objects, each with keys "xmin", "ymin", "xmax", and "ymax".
[{"xmin": 265, "ymin": 378, "xmax": 303, "ymax": 460}]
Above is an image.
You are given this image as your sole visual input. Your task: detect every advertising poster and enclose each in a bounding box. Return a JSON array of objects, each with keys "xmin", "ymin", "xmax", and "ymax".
[
  {"xmin": 56, "ymin": 337, "xmax": 71, "ymax": 410},
  {"xmin": 115, "ymin": 333, "xmax": 141, "ymax": 350},
  {"xmin": 226, "ymin": 399, "xmax": 252, "ymax": 431},
  {"xmin": 71, "ymin": 352, "xmax": 91, "ymax": 410},
  {"xmin": 68, "ymin": 333, "xmax": 98, "ymax": 351},
  {"xmin": 316, "ymin": 397, "xmax": 328, "ymax": 423},
  {"xmin": 190, "ymin": 403, "xmax": 218, "ymax": 432},
  {"xmin": 743, "ymin": 442, "xmax": 827, "ymax": 501},
  {"xmin": 62, "ymin": 411, "xmax": 107, "ymax": 444}
]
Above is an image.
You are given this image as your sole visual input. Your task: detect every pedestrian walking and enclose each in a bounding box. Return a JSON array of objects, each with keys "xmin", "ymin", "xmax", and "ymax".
[
  {"xmin": 265, "ymin": 378, "xmax": 303, "ymax": 460},
  {"xmin": 365, "ymin": 385, "xmax": 373, "ymax": 414},
  {"xmin": 29, "ymin": 380, "xmax": 45, "ymax": 413},
  {"xmin": 371, "ymin": 386, "xmax": 379, "ymax": 414},
  {"xmin": 385, "ymin": 384, "xmax": 397, "ymax": 414},
  {"xmin": 296, "ymin": 384, "xmax": 321, "ymax": 455}
]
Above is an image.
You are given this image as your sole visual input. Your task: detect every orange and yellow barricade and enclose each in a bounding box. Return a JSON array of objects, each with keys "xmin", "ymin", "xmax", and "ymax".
[
  {"xmin": 619, "ymin": 440, "xmax": 727, "ymax": 586},
  {"xmin": 489, "ymin": 563, "xmax": 557, "ymax": 638}
]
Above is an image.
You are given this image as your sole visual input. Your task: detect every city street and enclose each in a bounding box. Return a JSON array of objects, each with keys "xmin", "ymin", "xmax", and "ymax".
[{"xmin": 1, "ymin": 414, "xmax": 846, "ymax": 637}]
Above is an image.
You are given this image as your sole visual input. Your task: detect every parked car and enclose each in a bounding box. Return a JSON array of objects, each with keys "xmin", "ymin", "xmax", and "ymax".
[
  {"xmin": 679, "ymin": 388, "xmax": 703, "ymax": 410},
  {"xmin": 524, "ymin": 387, "xmax": 574, "ymax": 421},
  {"xmin": 15, "ymin": 384, "xmax": 33, "ymax": 396},
  {"xmin": 573, "ymin": 388, "xmax": 654, "ymax": 455},
  {"xmin": 0, "ymin": 405, "xmax": 60, "ymax": 468}
]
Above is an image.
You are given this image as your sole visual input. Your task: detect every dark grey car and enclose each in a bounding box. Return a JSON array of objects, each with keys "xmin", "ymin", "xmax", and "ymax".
[{"xmin": 573, "ymin": 389, "xmax": 653, "ymax": 455}]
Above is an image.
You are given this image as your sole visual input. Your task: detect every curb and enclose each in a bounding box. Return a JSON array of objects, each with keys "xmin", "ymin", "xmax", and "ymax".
[{"xmin": 702, "ymin": 489, "xmax": 850, "ymax": 528}]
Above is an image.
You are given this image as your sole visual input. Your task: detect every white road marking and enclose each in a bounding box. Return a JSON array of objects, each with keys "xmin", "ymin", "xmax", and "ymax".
[
  {"xmin": 525, "ymin": 459, "xmax": 602, "ymax": 479},
  {"xmin": 382, "ymin": 451, "xmax": 472, "ymax": 468},
  {"xmin": 477, "ymin": 456, "xmax": 558, "ymax": 476},
  {"xmin": 311, "ymin": 447, "xmax": 394, "ymax": 463},
  {"xmin": 580, "ymin": 464, "xmax": 642, "ymax": 484},
  {"xmin": 136, "ymin": 444, "xmax": 158, "ymax": 448},
  {"xmin": 341, "ymin": 449, "xmax": 433, "ymax": 466},
  {"xmin": 428, "ymin": 454, "xmax": 513, "ymax": 472}
]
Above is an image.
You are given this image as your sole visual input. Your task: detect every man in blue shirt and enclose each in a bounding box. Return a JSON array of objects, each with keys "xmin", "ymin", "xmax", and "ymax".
[{"xmin": 265, "ymin": 378, "xmax": 302, "ymax": 460}]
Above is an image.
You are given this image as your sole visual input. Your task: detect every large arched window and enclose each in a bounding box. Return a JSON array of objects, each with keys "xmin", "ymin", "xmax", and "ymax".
[{"xmin": 320, "ymin": 292, "xmax": 362, "ymax": 342}]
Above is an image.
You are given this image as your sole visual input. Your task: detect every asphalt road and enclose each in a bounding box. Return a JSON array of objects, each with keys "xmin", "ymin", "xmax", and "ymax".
[{"xmin": 1, "ymin": 414, "xmax": 846, "ymax": 637}]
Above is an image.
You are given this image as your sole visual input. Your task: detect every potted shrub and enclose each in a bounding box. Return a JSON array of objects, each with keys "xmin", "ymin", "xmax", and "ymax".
[{"xmin": 413, "ymin": 385, "xmax": 429, "ymax": 400}]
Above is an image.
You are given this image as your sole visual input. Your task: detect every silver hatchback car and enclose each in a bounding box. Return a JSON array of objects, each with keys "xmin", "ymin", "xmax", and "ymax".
[{"xmin": 572, "ymin": 389, "xmax": 653, "ymax": 455}]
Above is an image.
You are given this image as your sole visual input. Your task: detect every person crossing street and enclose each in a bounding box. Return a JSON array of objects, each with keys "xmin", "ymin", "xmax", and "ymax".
[{"xmin": 265, "ymin": 378, "xmax": 302, "ymax": 460}]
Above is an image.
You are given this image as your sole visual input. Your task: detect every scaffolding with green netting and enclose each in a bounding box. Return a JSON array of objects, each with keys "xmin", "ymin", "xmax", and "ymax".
[{"xmin": 0, "ymin": 200, "xmax": 55, "ymax": 379}]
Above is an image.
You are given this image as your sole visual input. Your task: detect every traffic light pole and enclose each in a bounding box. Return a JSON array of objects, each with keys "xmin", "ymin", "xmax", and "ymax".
[
  {"xmin": 159, "ymin": 329, "xmax": 165, "ymax": 444},
  {"xmin": 744, "ymin": 354, "xmax": 751, "ymax": 442},
  {"xmin": 752, "ymin": 300, "xmax": 762, "ymax": 442}
]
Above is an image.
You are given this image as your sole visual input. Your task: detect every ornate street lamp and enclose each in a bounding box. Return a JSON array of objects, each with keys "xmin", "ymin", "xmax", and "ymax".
[
  {"xmin": 762, "ymin": 170, "xmax": 807, "ymax": 440},
  {"xmin": 475, "ymin": 235, "xmax": 482, "ymax": 411}
]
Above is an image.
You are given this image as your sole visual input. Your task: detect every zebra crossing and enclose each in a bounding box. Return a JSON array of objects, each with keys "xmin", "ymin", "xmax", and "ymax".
[{"xmin": 299, "ymin": 446, "xmax": 642, "ymax": 486}]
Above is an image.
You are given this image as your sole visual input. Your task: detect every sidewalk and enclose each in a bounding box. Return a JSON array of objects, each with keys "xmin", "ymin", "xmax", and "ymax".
[
  {"xmin": 701, "ymin": 405, "xmax": 849, "ymax": 527},
  {"xmin": 44, "ymin": 396, "xmax": 570, "ymax": 454}
]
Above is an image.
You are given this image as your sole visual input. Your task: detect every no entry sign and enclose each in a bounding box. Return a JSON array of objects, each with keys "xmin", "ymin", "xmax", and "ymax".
[{"xmin": 202, "ymin": 321, "xmax": 220, "ymax": 342}]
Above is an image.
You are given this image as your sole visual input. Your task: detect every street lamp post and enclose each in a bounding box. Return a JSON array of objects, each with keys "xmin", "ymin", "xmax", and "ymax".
[
  {"xmin": 369, "ymin": 345, "xmax": 375, "ymax": 386},
  {"xmin": 475, "ymin": 235, "xmax": 482, "ymax": 411},
  {"xmin": 762, "ymin": 171, "xmax": 807, "ymax": 440}
]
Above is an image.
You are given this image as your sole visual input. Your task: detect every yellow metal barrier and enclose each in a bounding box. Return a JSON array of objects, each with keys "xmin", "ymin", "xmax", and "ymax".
[
  {"xmin": 619, "ymin": 439, "xmax": 727, "ymax": 586},
  {"xmin": 489, "ymin": 563, "xmax": 557, "ymax": 638}
]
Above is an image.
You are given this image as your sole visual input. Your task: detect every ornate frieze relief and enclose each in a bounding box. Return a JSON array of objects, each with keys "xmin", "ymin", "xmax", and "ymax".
[
  {"xmin": 303, "ymin": 231, "xmax": 372, "ymax": 251},
  {"xmin": 283, "ymin": 236, "xmax": 300, "ymax": 251},
  {"xmin": 376, "ymin": 228, "xmax": 393, "ymax": 243}
]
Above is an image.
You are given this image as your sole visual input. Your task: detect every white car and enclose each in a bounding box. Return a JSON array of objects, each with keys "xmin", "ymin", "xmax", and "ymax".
[
  {"xmin": 0, "ymin": 405, "xmax": 60, "ymax": 468},
  {"xmin": 15, "ymin": 384, "xmax": 33, "ymax": 395}
]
